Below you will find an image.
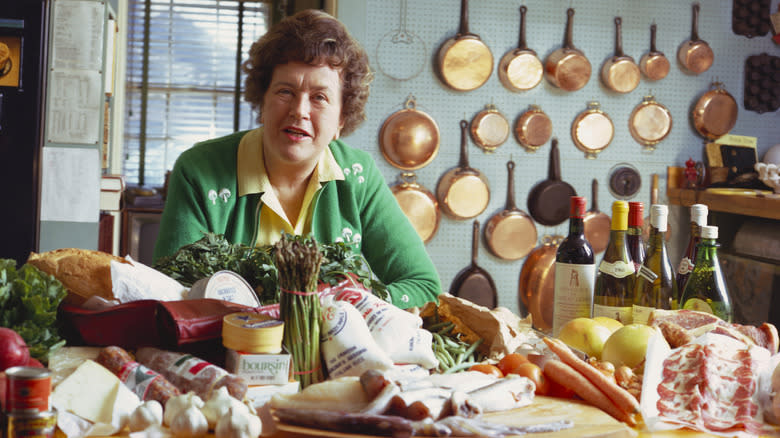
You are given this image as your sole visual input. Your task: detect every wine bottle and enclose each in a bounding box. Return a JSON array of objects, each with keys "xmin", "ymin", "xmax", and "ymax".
[
  {"xmin": 680, "ymin": 225, "xmax": 733, "ymax": 322},
  {"xmin": 553, "ymin": 196, "xmax": 596, "ymax": 336},
  {"xmin": 675, "ymin": 204, "xmax": 708, "ymax": 295},
  {"xmin": 593, "ymin": 201, "xmax": 635, "ymax": 324},
  {"xmin": 632, "ymin": 204, "xmax": 678, "ymax": 325},
  {"xmin": 627, "ymin": 201, "xmax": 645, "ymax": 271}
]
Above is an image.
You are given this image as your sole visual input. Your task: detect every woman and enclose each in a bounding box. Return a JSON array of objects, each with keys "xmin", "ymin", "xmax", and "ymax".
[{"xmin": 153, "ymin": 9, "xmax": 441, "ymax": 309}]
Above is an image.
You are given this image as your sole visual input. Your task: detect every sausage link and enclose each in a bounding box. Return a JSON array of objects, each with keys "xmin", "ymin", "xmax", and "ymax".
[{"xmin": 97, "ymin": 346, "xmax": 181, "ymax": 405}]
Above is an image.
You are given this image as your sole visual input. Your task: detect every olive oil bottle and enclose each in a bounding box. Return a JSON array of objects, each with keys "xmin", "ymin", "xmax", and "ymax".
[
  {"xmin": 676, "ymin": 204, "xmax": 708, "ymax": 295},
  {"xmin": 680, "ymin": 225, "xmax": 733, "ymax": 322},
  {"xmin": 593, "ymin": 201, "xmax": 635, "ymax": 324},
  {"xmin": 632, "ymin": 204, "xmax": 678, "ymax": 325}
]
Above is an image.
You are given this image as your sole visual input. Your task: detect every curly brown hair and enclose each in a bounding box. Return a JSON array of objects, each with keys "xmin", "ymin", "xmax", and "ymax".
[{"xmin": 242, "ymin": 9, "xmax": 373, "ymax": 137}]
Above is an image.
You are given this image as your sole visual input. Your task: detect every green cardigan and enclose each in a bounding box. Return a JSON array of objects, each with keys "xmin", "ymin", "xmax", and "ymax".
[{"xmin": 153, "ymin": 130, "xmax": 442, "ymax": 308}]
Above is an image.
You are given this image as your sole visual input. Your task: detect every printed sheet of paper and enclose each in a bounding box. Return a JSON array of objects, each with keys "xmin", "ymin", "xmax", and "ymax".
[
  {"xmin": 40, "ymin": 147, "xmax": 100, "ymax": 223},
  {"xmin": 46, "ymin": 70, "xmax": 102, "ymax": 144},
  {"xmin": 51, "ymin": 0, "xmax": 104, "ymax": 71}
]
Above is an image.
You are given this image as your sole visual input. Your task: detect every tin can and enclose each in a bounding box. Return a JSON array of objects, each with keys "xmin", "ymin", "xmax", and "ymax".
[
  {"xmin": 189, "ymin": 271, "xmax": 260, "ymax": 307},
  {"xmin": 5, "ymin": 367, "xmax": 52, "ymax": 414},
  {"xmin": 6, "ymin": 411, "xmax": 57, "ymax": 438}
]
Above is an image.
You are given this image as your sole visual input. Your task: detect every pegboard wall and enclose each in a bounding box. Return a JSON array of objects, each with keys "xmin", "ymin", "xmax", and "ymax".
[{"xmin": 337, "ymin": 0, "xmax": 780, "ymax": 316}]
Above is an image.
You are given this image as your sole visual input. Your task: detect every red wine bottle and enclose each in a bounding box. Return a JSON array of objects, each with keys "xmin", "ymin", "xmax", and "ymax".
[{"xmin": 627, "ymin": 201, "xmax": 645, "ymax": 271}]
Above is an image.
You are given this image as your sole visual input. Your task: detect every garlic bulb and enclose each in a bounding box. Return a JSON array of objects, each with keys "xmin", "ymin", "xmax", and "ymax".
[
  {"xmin": 201, "ymin": 386, "xmax": 248, "ymax": 429},
  {"xmin": 215, "ymin": 406, "xmax": 263, "ymax": 438},
  {"xmin": 169, "ymin": 404, "xmax": 208, "ymax": 438},
  {"xmin": 128, "ymin": 400, "xmax": 164, "ymax": 432},
  {"xmin": 164, "ymin": 392, "xmax": 204, "ymax": 427}
]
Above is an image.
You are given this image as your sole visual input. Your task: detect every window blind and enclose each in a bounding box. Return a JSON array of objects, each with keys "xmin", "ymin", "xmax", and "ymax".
[{"xmin": 123, "ymin": 0, "xmax": 270, "ymax": 187}]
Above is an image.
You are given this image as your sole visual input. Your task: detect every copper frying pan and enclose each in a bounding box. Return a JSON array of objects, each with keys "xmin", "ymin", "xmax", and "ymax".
[
  {"xmin": 583, "ymin": 179, "xmax": 610, "ymax": 254},
  {"xmin": 436, "ymin": 0, "xmax": 493, "ymax": 91},
  {"xmin": 527, "ymin": 138, "xmax": 577, "ymax": 226},
  {"xmin": 678, "ymin": 3, "xmax": 713, "ymax": 75},
  {"xmin": 518, "ymin": 235, "xmax": 562, "ymax": 331},
  {"xmin": 437, "ymin": 120, "xmax": 490, "ymax": 220},
  {"xmin": 692, "ymin": 82, "xmax": 738, "ymax": 140},
  {"xmin": 470, "ymin": 104, "xmax": 510, "ymax": 153},
  {"xmin": 544, "ymin": 8, "xmax": 591, "ymax": 92},
  {"xmin": 639, "ymin": 24, "xmax": 670, "ymax": 81},
  {"xmin": 484, "ymin": 160, "xmax": 538, "ymax": 261},
  {"xmin": 379, "ymin": 96, "xmax": 440, "ymax": 170},
  {"xmin": 515, "ymin": 105, "xmax": 552, "ymax": 152},
  {"xmin": 601, "ymin": 17, "xmax": 640, "ymax": 94},
  {"xmin": 451, "ymin": 220, "xmax": 497, "ymax": 309},
  {"xmin": 498, "ymin": 5, "xmax": 543, "ymax": 92},
  {"xmin": 629, "ymin": 95, "xmax": 673, "ymax": 151},
  {"xmin": 390, "ymin": 172, "xmax": 441, "ymax": 243}
]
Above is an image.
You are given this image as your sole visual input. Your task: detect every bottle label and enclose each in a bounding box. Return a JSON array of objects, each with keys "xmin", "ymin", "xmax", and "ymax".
[
  {"xmin": 598, "ymin": 260, "xmax": 635, "ymax": 278},
  {"xmin": 631, "ymin": 305, "xmax": 655, "ymax": 325},
  {"xmin": 638, "ymin": 265, "xmax": 659, "ymax": 282},
  {"xmin": 677, "ymin": 257, "xmax": 694, "ymax": 275},
  {"xmin": 593, "ymin": 304, "xmax": 633, "ymax": 324},
  {"xmin": 553, "ymin": 262, "xmax": 596, "ymax": 336}
]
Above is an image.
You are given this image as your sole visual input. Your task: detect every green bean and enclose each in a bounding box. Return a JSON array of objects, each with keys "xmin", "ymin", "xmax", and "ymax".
[
  {"xmin": 443, "ymin": 361, "xmax": 479, "ymax": 374},
  {"xmin": 461, "ymin": 337, "xmax": 483, "ymax": 360},
  {"xmin": 426, "ymin": 321, "xmax": 453, "ymax": 332}
]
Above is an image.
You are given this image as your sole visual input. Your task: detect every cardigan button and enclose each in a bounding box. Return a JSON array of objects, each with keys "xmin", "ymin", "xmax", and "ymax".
[{"xmin": 401, "ymin": 294, "xmax": 409, "ymax": 303}]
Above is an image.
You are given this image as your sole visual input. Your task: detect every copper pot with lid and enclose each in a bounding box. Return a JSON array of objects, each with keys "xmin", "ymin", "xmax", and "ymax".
[
  {"xmin": 544, "ymin": 8, "xmax": 591, "ymax": 92},
  {"xmin": 379, "ymin": 95, "xmax": 440, "ymax": 170},
  {"xmin": 470, "ymin": 104, "xmax": 510, "ymax": 153},
  {"xmin": 390, "ymin": 172, "xmax": 441, "ymax": 243},
  {"xmin": 515, "ymin": 105, "xmax": 552, "ymax": 152}
]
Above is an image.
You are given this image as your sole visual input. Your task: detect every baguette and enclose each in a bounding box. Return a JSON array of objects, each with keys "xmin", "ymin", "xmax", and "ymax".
[{"xmin": 27, "ymin": 248, "xmax": 128, "ymax": 305}]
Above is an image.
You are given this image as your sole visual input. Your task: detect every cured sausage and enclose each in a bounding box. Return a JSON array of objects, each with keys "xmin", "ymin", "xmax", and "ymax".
[
  {"xmin": 135, "ymin": 347, "xmax": 247, "ymax": 401},
  {"xmin": 96, "ymin": 346, "xmax": 181, "ymax": 405}
]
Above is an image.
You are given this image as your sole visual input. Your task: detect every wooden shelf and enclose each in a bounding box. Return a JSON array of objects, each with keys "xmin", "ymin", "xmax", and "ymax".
[{"xmin": 667, "ymin": 167, "xmax": 780, "ymax": 220}]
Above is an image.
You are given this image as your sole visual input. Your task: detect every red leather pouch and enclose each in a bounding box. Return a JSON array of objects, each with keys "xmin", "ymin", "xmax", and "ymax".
[{"xmin": 58, "ymin": 299, "xmax": 162, "ymax": 348}]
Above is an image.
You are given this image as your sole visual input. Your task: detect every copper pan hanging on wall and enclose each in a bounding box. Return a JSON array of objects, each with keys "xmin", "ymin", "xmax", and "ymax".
[
  {"xmin": 583, "ymin": 179, "xmax": 610, "ymax": 254},
  {"xmin": 629, "ymin": 95, "xmax": 673, "ymax": 151},
  {"xmin": 498, "ymin": 5, "xmax": 543, "ymax": 92},
  {"xmin": 600, "ymin": 17, "xmax": 640, "ymax": 94},
  {"xmin": 515, "ymin": 105, "xmax": 552, "ymax": 152},
  {"xmin": 678, "ymin": 2, "xmax": 714, "ymax": 75},
  {"xmin": 691, "ymin": 82, "xmax": 738, "ymax": 140},
  {"xmin": 518, "ymin": 235, "xmax": 563, "ymax": 330},
  {"xmin": 436, "ymin": 0, "xmax": 493, "ymax": 91},
  {"xmin": 390, "ymin": 172, "xmax": 441, "ymax": 243},
  {"xmin": 571, "ymin": 101, "xmax": 615, "ymax": 159},
  {"xmin": 470, "ymin": 104, "xmax": 510, "ymax": 153},
  {"xmin": 436, "ymin": 120, "xmax": 490, "ymax": 220},
  {"xmin": 639, "ymin": 24, "xmax": 670, "ymax": 81},
  {"xmin": 544, "ymin": 8, "xmax": 591, "ymax": 92},
  {"xmin": 379, "ymin": 95, "xmax": 440, "ymax": 170}
]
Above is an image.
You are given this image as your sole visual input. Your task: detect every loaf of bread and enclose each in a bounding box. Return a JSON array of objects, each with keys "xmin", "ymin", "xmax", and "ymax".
[{"xmin": 27, "ymin": 248, "xmax": 129, "ymax": 305}]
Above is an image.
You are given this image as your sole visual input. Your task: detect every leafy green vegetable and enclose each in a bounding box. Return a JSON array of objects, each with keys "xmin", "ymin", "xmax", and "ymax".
[
  {"xmin": 0, "ymin": 259, "xmax": 68, "ymax": 362},
  {"xmin": 154, "ymin": 233, "xmax": 388, "ymax": 304}
]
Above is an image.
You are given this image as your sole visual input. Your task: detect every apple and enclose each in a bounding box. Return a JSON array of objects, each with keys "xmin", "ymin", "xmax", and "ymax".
[
  {"xmin": 601, "ymin": 323, "xmax": 659, "ymax": 369},
  {"xmin": 557, "ymin": 317, "xmax": 613, "ymax": 359},
  {"xmin": 593, "ymin": 316, "xmax": 623, "ymax": 334},
  {"xmin": 0, "ymin": 327, "xmax": 30, "ymax": 371}
]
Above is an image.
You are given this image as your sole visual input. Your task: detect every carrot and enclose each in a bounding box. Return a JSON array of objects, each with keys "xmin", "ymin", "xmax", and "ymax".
[
  {"xmin": 542, "ymin": 358, "xmax": 636, "ymax": 426},
  {"xmin": 543, "ymin": 337, "xmax": 641, "ymax": 416}
]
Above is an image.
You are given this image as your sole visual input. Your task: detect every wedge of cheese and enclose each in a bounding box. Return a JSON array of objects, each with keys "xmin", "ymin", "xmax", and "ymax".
[{"xmin": 52, "ymin": 359, "xmax": 140, "ymax": 425}]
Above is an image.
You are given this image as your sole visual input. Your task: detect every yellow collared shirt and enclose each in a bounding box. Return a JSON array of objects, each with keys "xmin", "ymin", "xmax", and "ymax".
[{"xmin": 236, "ymin": 128, "xmax": 344, "ymax": 246}]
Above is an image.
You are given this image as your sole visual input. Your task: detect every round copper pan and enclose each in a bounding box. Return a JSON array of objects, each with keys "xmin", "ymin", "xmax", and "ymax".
[
  {"xmin": 629, "ymin": 95, "xmax": 672, "ymax": 150},
  {"xmin": 451, "ymin": 219, "xmax": 497, "ymax": 309},
  {"xmin": 518, "ymin": 235, "xmax": 562, "ymax": 330},
  {"xmin": 677, "ymin": 3, "xmax": 713, "ymax": 75},
  {"xmin": 390, "ymin": 172, "xmax": 441, "ymax": 243},
  {"xmin": 470, "ymin": 104, "xmax": 510, "ymax": 153},
  {"xmin": 436, "ymin": 0, "xmax": 493, "ymax": 91},
  {"xmin": 639, "ymin": 24, "xmax": 670, "ymax": 81},
  {"xmin": 498, "ymin": 6, "xmax": 543, "ymax": 92},
  {"xmin": 583, "ymin": 179, "xmax": 610, "ymax": 254},
  {"xmin": 601, "ymin": 17, "xmax": 640, "ymax": 94},
  {"xmin": 515, "ymin": 105, "xmax": 552, "ymax": 152},
  {"xmin": 571, "ymin": 102, "xmax": 614, "ymax": 159},
  {"xmin": 379, "ymin": 96, "xmax": 440, "ymax": 170},
  {"xmin": 484, "ymin": 160, "xmax": 538, "ymax": 261},
  {"xmin": 544, "ymin": 8, "xmax": 591, "ymax": 92},
  {"xmin": 692, "ymin": 82, "xmax": 738, "ymax": 140},
  {"xmin": 437, "ymin": 120, "xmax": 490, "ymax": 220}
]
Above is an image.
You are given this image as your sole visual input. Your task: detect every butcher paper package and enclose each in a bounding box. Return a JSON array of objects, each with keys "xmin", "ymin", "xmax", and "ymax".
[{"xmin": 641, "ymin": 331, "xmax": 774, "ymax": 437}]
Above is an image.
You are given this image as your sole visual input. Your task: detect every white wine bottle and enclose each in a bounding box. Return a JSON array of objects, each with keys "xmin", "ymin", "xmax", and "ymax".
[
  {"xmin": 593, "ymin": 201, "xmax": 635, "ymax": 324},
  {"xmin": 632, "ymin": 204, "xmax": 678, "ymax": 325},
  {"xmin": 680, "ymin": 225, "xmax": 733, "ymax": 322}
]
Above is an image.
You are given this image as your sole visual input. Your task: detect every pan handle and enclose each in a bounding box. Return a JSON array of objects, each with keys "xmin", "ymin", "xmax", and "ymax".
[
  {"xmin": 690, "ymin": 3, "xmax": 701, "ymax": 42},
  {"xmin": 458, "ymin": 0, "xmax": 471, "ymax": 35},
  {"xmin": 517, "ymin": 5, "xmax": 529, "ymax": 50},
  {"xmin": 470, "ymin": 219, "xmax": 480, "ymax": 266},
  {"xmin": 458, "ymin": 119, "xmax": 472, "ymax": 169},
  {"xmin": 563, "ymin": 8, "xmax": 576, "ymax": 49},
  {"xmin": 548, "ymin": 138, "xmax": 562, "ymax": 182},
  {"xmin": 591, "ymin": 179, "xmax": 600, "ymax": 212},
  {"xmin": 649, "ymin": 23, "xmax": 659, "ymax": 53},
  {"xmin": 506, "ymin": 160, "xmax": 518, "ymax": 210},
  {"xmin": 613, "ymin": 17, "xmax": 625, "ymax": 57}
]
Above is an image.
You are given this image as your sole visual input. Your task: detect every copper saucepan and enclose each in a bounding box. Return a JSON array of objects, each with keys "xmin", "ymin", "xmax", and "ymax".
[
  {"xmin": 436, "ymin": 0, "xmax": 493, "ymax": 91},
  {"xmin": 691, "ymin": 82, "xmax": 738, "ymax": 140},
  {"xmin": 470, "ymin": 104, "xmax": 510, "ymax": 153},
  {"xmin": 437, "ymin": 120, "xmax": 490, "ymax": 220},
  {"xmin": 498, "ymin": 5, "xmax": 543, "ymax": 92},
  {"xmin": 514, "ymin": 105, "xmax": 552, "ymax": 152},
  {"xmin": 544, "ymin": 8, "xmax": 591, "ymax": 92},
  {"xmin": 639, "ymin": 24, "xmax": 670, "ymax": 81},
  {"xmin": 629, "ymin": 95, "xmax": 673, "ymax": 151},
  {"xmin": 583, "ymin": 179, "xmax": 610, "ymax": 254},
  {"xmin": 518, "ymin": 235, "xmax": 563, "ymax": 331},
  {"xmin": 571, "ymin": 101, "xmax": 614, "ymax": 159},
  {"xmin": 379, "ymin": 96, "xmax": 440, "ymax": 170},
  {"xmin": 484, "ymin": 160, "xmax": 538, "ymax": 261},
  {"xmin": 390, "ymin": 172, "xmax": 441, "ymax": 243},
  {"xmin": 678, "ymin": 2, "xmax": 713, "ymax": 75},
  {"xmin": 601, "ymin": 17, "xmax": 640, "ymax": 94},
  {"xmin": 451, "ymin": 219, "xmax": 497, "ymax": 309}
]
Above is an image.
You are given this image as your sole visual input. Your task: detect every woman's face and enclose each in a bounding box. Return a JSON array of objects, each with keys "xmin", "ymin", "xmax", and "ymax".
[{"xmin": 261, "ymin": 61, "xmax": 344, "ymax": 169}]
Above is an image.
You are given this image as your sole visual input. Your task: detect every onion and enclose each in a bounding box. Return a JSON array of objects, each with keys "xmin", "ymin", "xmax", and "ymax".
[{"xmin": 0, "ymin": 327, "xmax": 30, "ymax": 371}]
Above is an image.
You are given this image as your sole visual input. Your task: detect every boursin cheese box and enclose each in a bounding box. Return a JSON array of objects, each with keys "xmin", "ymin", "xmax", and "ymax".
[{"xmin": 224, "ymin": 347, "xmax": 292, "ymax": 386}]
